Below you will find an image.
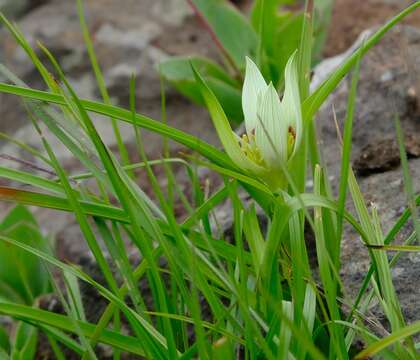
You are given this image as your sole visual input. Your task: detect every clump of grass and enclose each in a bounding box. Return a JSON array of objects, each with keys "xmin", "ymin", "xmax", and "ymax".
[{"xmin": 0, "ymin": 2, "xmax": 419, "ymax": 359}]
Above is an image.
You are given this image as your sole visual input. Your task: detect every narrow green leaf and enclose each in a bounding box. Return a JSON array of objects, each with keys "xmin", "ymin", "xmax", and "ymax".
[
  {"xmin": 0, "ymin": 82, "xmax": 235, "ymax": 171},
  {"xmin": 76, "ymin": 0, "xmax": 130, "ymax": 169},
  {"xmin": 0, "ymin": 303, "xmax": 146, "ymax": 356},
  {"xmin": 303, "ymin": 2, "xmax": 420, "ymax": 122},
  {"xmin": 395, "ymin": 116, "xmax": 420, "ymax": 243},
  {"xmin": 0, "ymin": 205, "xmax": 50, "ymax": 304},
  {"xmin": 188, "ymin": 0, "xmax": 258, "ymax": 69},
  {"xmin": 354, "ymin": 321, "xmax": 420, "ymax": 360}
]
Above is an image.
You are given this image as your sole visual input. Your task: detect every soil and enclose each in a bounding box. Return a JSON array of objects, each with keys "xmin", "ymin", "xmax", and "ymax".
[
  {"xmin": 325, "ymin": 0, "xmax": 420, "ymax": 57},
  {"xmin": 235, "ymin": 0, "xmax": 420, "ymax": 58}
]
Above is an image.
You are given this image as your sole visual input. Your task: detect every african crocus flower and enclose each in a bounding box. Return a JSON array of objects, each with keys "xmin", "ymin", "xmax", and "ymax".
[{"xmin": 198, "ymin": 52, "xmax": 302, "ymax": 191}]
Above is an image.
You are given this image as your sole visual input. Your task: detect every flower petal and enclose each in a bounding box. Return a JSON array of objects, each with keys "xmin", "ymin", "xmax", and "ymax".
[
  {"xmin": 279, "ymin": 51, "xmax": 302, "ymax": 158},
  {"xmin": 242, "ymin": 57, "xmax": 267, "ymax": 135},
  {"xmin": 193, "ymin": 63, "xmax": 266, "ymax": 176},
  {"xmin": 256, "ymin": 83, "xmax": 289, "ymax": 168}
]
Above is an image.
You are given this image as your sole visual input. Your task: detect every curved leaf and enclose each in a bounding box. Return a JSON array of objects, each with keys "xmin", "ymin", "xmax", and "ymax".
[
  {"xmin": 0, "ymin": 205, "xmax": 50, "ymax": 304},
  {"xmin": 0, "ymin": 302, "xmax": 145, "ymax": 356},
  {"xmin": 188, "ymin": 0, "xmax": 257, "ymax": 68}
]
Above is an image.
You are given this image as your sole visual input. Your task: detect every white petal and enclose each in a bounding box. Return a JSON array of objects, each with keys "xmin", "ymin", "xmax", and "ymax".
[
  {"xmin": 256, "ymin": 83, "xmax": 289, "ymax": 168},
  {"xmin": 194, "ymin": 64, "xmax": 267, "ymax": 176},
  {"xmin": 242, "ymin": 57, "xmax": 267, "ymax": 135},
  {"xmin": 279, "ymin": 51, "xmax": 302, "ymax": 158}
]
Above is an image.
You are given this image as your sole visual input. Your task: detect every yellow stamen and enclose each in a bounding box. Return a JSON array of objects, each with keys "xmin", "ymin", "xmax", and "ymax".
[
  {"xmin": 287, "ymin": 126, "xmax": 296, "ymax": 157},
  {"xmin": 239, "ymin": 131, "xmax": 265, "ymax": 166}
]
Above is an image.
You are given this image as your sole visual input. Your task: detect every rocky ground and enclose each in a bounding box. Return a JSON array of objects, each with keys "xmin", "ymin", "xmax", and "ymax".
[
  {"xmin": 1, "ymin": 0, "xmax": 420, "ymax": 358},
  {"xmin": 316, "ymin": 24, "xmax": 420, "ymax": 329},
  {"xmin": 0, "ymin": 0, "xmax": 221, "ymax": 251}
]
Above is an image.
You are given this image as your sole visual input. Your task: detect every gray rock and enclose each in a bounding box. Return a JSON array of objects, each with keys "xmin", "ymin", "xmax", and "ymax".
[
  {"xmin": 315, "ymin": 25, "xmax": 420, "ymax": 326},
  {"xmin": 0, "ymin": 0, "xmax": 28, "ymax": 19},
  {"xmin": 316, "ymin": 25, "xmax": 420, "ymax": 181},
  {"xmin": 0, "ymin": 0, "xmax": 215, "ymax": 154},
  {"xmin": 0, "ymin": 0, "xmax": 220, "ymax": 247}
]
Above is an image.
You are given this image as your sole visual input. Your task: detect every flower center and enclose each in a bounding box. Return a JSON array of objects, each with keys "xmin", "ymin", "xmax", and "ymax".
[
  {"xmin": 287, "ymin": 126, "xmax": 296, "ymax": 157},
  {"xmin": 239, "ymin": 130, "xmax": 265, "ymax": 166}
]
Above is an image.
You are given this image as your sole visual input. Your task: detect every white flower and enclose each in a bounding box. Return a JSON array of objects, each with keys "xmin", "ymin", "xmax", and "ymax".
[
  {"xmin": 197, "ymin": 52, "xmax": 302, "ymax": 191},
  {"xmin": 235, "ymin": 53, "xmax": 302, "ymax": 189},
  {"xmin": 241, "ymin": 53, "xmax": 302, "ymax": 165}
]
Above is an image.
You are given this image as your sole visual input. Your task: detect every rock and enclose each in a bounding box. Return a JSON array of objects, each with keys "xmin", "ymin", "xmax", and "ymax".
[
  {"xmin": 316, "ymin": 25, "xmax": 420, "ymax": 182},
  {"xmin": 0, "ymin": 0, "xmax": 29, "ymax": 19},
  {"xmin": 353, "ymin": 134, "xmax": 420, "ymax": 175},
  {"xmin": 0, "ymin": 0, "xmax": 220, "ymax": 245},
  {"xmin": 0, "ymin": 0, "xmax": 217, "ymax": 159},
  {"xmin": 315, "ymin": 25, "xmax": 420, "ymax": 327},
  {"xmin": 339, "ymin": 159, "xmax": 420, "ymax": 327},
  {"xmin": 353, "ymin": 138, "xmax": 401, "ymax": 175}
]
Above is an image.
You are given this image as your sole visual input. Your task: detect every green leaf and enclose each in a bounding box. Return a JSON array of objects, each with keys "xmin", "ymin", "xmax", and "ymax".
[
  {"xmin": 251, "ymin": 0, "xmax": 282, "ymax": 68},
  {"xmin": 188, "ymin": 0, "xmax": 258, "ymax": 69},
  {"xmin": 367, "ymin": 244, "xmax": 420, "ymax": 252},
  {"xmin": 205, "ymin": 77, "xmax": 243, "ymax": 122},
  {"xmin": 160, "ymin": 56, "xmax": 235, "ymax": 86},
  {"xmin": 0, "ymin": 166, "xmax": 64, "ymax": 195},
  {"xmin": 211, "ymin": 337, "xmax": 234, "ymax": 359},
  {"xmin": 312, "ymin": 0, "xmax": 333, "ymax": 62},
  {"xmin": 0, "ymin": 324, "xmax": 10, "ymax": 354},
  {"xmin": 313, "ymin": 165, "xmax": 347, "ymax": 358},
  {"xmin": 0, "ymin": 187, "xmax": 129, "ymax": 223},
  {"xmin": 395, "ymin": 116, "xmax": 420, "ymax": 244},
  {"xmin": 76, "ymin": 0, "xmax": 131, "ymax": 169},
  {"xmin": 0, "ymin": 82, "xmax": 235, "ymax": 172},
  {"xmin": 0, "ymin": 302, "xmax": 146, "ymax": 356},
  {"xmin": 192, "ymin": 64, "xmax": 268, "ymax": 178},
  {"xmin": 354, "ymin": 321, "xmax": 420, "ymax": 359},
  {"xmin": 0, "ymin": 228, "xmax": 172, "ymax": 356},
  {"xmin": 0, "ymin": 205, "xmax": 50, "ymax": 304},
  {"xmin": 278, "ymin": 300, "xmax": 293, "ymax": 359},
  {"xmin": 272, "ymin": 13, "xmax": 304, "ymax": 87},
  {"xmin": 190, "ymin": 157, "xmax": 271, "ymax": 195},
  {"xmin": 251, "ymin": 1, "xmax": 303, "ymax": 87},
  {"xmin": 243, "ymin": 205, "xmax": 265, "ymax": 274},
  {"xmin": 303, "ymin": 2, "xmax": 420, "ymax": 123},
  {"xmin": 160, "ymin": 56, "xmax": 242, "ymax": 121},
  {"xmin": 63, "ymin": 271, "xmax": 86, "ymax": 322},
  {"xmin": 251, "ymin": 0, "xmax": 283, "ymax": 42},
  {"xmin": 12, "ymin": 322, "xmax": 38, "ymax": 360},
  {"xmin": 336, "ymin": 50, "xmax": 361, "ymax": 254}
]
